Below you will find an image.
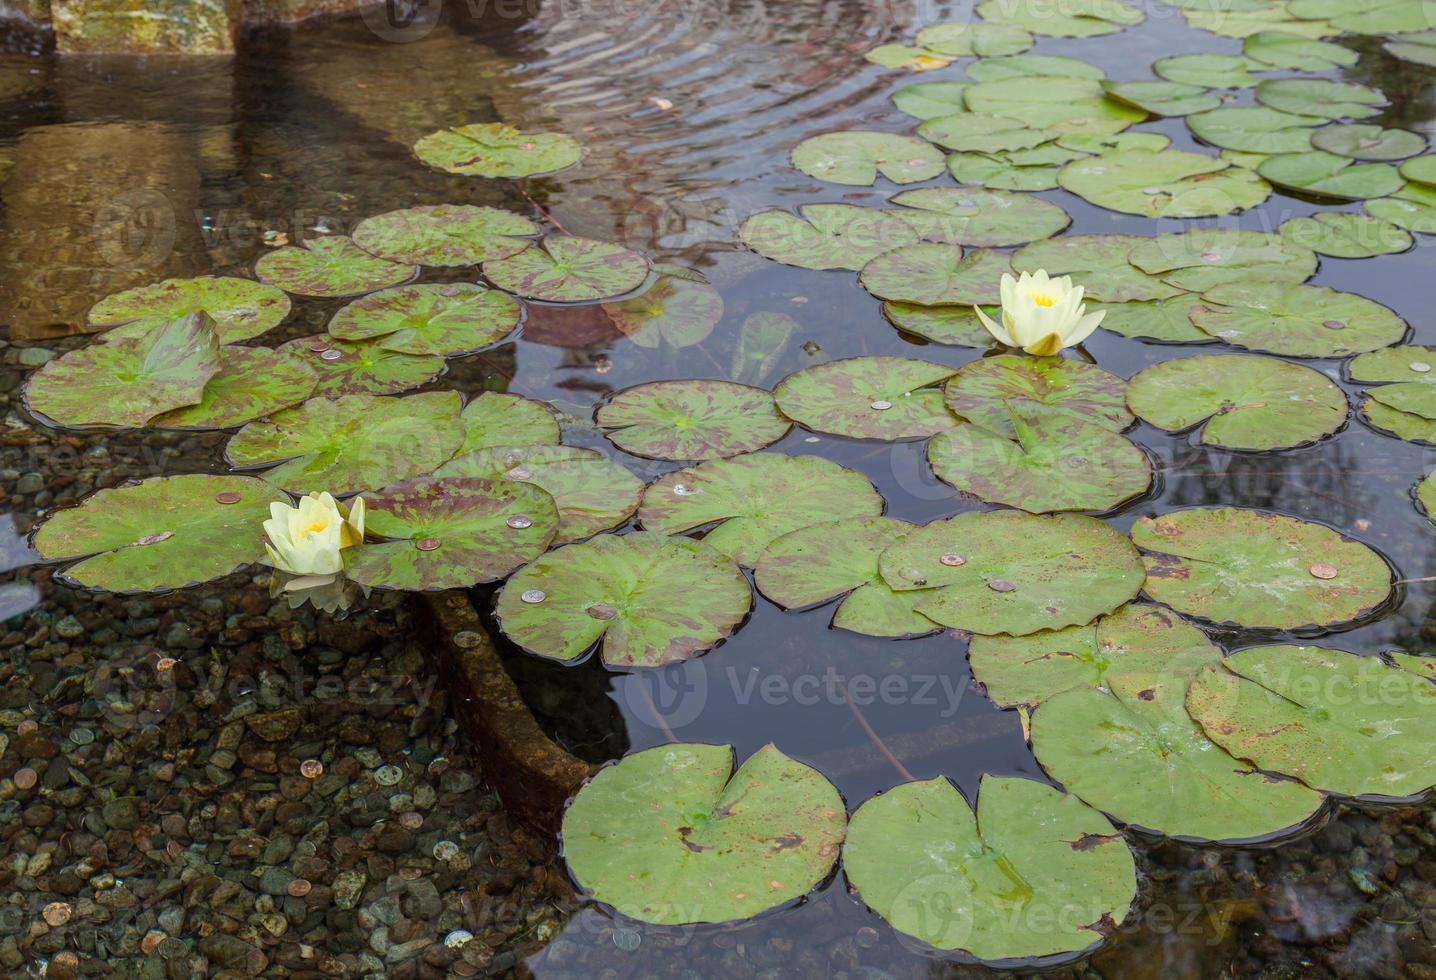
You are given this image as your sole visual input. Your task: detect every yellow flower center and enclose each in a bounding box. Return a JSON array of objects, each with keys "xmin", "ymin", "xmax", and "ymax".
[
  {"xmin": 1031, "ymin": 293, "xmax": 1056, "ymax": 307},
  {"xmin": 301, "ymin": 520, "xmax": 332, "ymax": 537}
]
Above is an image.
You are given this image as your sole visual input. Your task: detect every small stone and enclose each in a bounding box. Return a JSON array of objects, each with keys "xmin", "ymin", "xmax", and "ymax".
[
  {"xmin": 333, "ymin": 870, "xmax": 367, "ymax": 910},
  {"xmin": 246, "ymin": 707, "xmax": 302, "ymax": 742},
  {"xmin": 259, "ymin": 868, "xmax": 294, "ymax": 896},
  {"xmin": 54, "ymin": 616, "xmax": 84, "ymax": 639},
  {"xmin": 374, "ymin": 765, "xmax": 403, "ymax": 786},
  {"xmin": 586, "ymin": 603, "xmax": 617, "ymax": 620}
]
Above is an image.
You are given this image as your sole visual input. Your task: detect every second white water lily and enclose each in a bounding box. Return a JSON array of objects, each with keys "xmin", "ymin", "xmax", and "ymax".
[
  {"xmin": 974, "ymin": 269, "xmax": 1105, "ymax": 356},
  {"xmin": 262, "ymin": 491, "xmax": 366, "ymax": 578}
]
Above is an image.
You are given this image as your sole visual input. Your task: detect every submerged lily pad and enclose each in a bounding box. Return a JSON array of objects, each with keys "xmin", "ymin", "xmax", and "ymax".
[
  {"xmin": 963, "ymin": 76, "xmax": 1145, "ymax": 134},
  {"xmin": 1012, "ymin": 235, "xmax": 1185, "ymax": 302},
  {"xmin": 226, "ymin": 392, "xmax": 464, "ymax": 494},
  {"xmin": 915, "ymin": 20, "xmax": 1036, "ymax": 55},
  {"xmin": 1311, "ymin": 124, "xmax": 1426, "ymax": 161},
  {"xmin": 454, "ymin": 392, "xmax": 559, "ymax": 455},
  {"xmin": 844, "ymin": 776, "xmax": 1136, "ymax": 960},
  {"xmin": 151, "ymin": 346, "xmax": 318, "ymax": 429},
  {"xmin": 969, "ymin": 603, "xmax": 1221, "ymax": 708},
  {"xmin": 774, "ymin": 357, "xmax": 958, "ymax": 440},
  {"xmin": 482, "ymin": 236, "xmax": 649, "ymax": 303},
  {"xmin": 596, "ymin": 380, "xmax": 790, "ymax": 461},
  {"xmin": 890, "ymin": 187, "xmax": 1071, "ymax": 246},
  {"xmin": 1257, "ymin": 151, "xmax": 1403, "ymax": 201},
  {"xmin": 790, "ymin": 132, "xmax": 946, "ymax": 186},
  {"xmin": 754, "ymin": 517, "xmax": 939, "ymax": 637},
  {"xmin": 639, "ymin": 453, "xmax": 884, "ymax": 566},
  {"xmin": 966, "ymin": 53, "xmax": 1105, "ymax": 81},
  {"xmin": 1091, "ymin": 296, "xmax": 1211, "ymax": 343},
  {"xmin": 892, "ymin": 81, "xmax": 971, "ymax": 119},
  {"xmin": 1101, "ymin": 80, "xmax": 1220, "ymax": 116},
  {"xmin": 1154, "ymin": 53, "xmax": 1262, "ymax": 89},
  {"xmin": 882, "ymin": 302, "xmax": 996, "ymax": 346},
  {"xmin": 944, "ymin": 354, "xmax": 1133, "ymax": 439},
  {"xmin": 602, "ymin": 267, "xmax": 724, "ymax": 348},
  {"xmin": 860, "ymin": 246, "xmax": 1009, "ymax": 306},
  {"xmin": 495, "ymin": 532, "xmax": 751, "ymax": 666},
  {"xmin": 739, "ymin": 205, "xmax": 924, "ymax": 271},
  {"xmin": 976, "ymin": 0, "xmax": 1144, "ymax": 37},
  {"xmin": 1280, "ymin": 213, "xmax": 1413, "ymax": 258},
  {"xmin": 1190, "ymin": 283, "xmax": 1406, "ymax": 357},
  {"xmin": 1031, "ymin": 673, "xmax": 1325, "ymax": 841},
  {"xmin": 88, "ymin": 276, "xmax": 291, "ymax": 343},
  {"xmin": 1133, "ymin": 508, "xmax": 1392, "ymax": 630},
  {"xmin": 1126, "ymin": 354, "xmax": 1347, "ymax": 450},
  {"xmin": 1126, "ymin": 228, "xmax": 1317, "ymax": 292},
  {"xmin": 1244, "ymin": 30, "xmax": 1358, "ymax": 69},
  {"xmin": 561, "ymin": 744, "xmax": 844, "ymax": 923},
  {"xmin": 351, "ymin": 205, "xmax": 539, "ymax": 267},
  {"xmin": 878, "ymin": 510, "xmax": 1144, "ymax": 635},
  {"xmin": 33, "ymin": 474, "xmax": 290, "ymax": 593},
  {"xmin": 730, "ymin": 312, "xmax": 798, "ymax": 387},
  {"xmin": 1059, "ymin": 149, "xmax": 1271, "ymax": 218},
  {"xmin": 276, "ymin": 336, "xmax": 445, "ymax": 397},
  {"xmin": 412, "ymin": 122, "xmax": 581, "ymax": 177},
  {"xmin": 328, "ymin": 284, "xmax": 521, "ymax": 356},
  {"xmin": 1186, "ymin": 106, "xmax": 1327, "ymax": 154},
  {"xmin": 255, "ymin": 237, "xmax": 415, "ymax": 298}
]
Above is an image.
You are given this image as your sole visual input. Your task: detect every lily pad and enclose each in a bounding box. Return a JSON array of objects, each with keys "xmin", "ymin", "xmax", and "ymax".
[
  {"xmin": 774, "ymin": 357, "xmax": 959, "ymax": 440},
  {"xmin": 1190, "ymin": 282, "xmax": 1407, "ymax": 357},
  {"xmin": 34, "ymin": 474, "xmax": 290, "ymax": 593},
  {"xmin": 892, "ymin": 81, "xmax": 971, "ymax": 119},
  {"xmin": 1287, "ymin": 0, "xmax": 1436, "ymax": 34},
  {"xmin": 88, "ymin": 276, "xmax": 291, "ymax": 343},
  {"xmin": 1126, "ymin": 228, "xmax": 1317, "ymax": 292},
  {"xmin": 412, "ymin": 122, "xmax": 581, "ymax": 177},
  {"xmin": 151, "ymin": 346, "xmax": 318, "ymax": 429},
  {"xmin": 1091, "ymin": 296, "xmax": 1212, "ymax": 343},
  {"xmin": 1420, "ymin": 471, "xmax": 1436, "ymax": 521},
  {"xmin": 1279, "ymin": 213, "xmax": 1413, "ymax": 257},
  {"xmin": 596, "ymin": 380, "xmax": 791, "ymax": 461},
  {"xmin": 1310, "ymin": 124, "xmax": 1425, "ymax": 161},
  {"xmin": 976, "ymin": 0, "xmax": 1144, "ymax": 37},
  {"xmin": 495, "ymin": 532, "xmax": 751, "ymax": 666},
  {"xmin": 948, "ymin": 147, "xmax": 1077, "ymax": 191},
  {"xmin": 225, "ymin": 392, "xmax": 465, "ymax": 494},
  {"xmin": 865, "ymin": 44, "xmax": 954, "ymax": 71},
  {"xmin": 859, "ymin": 245, "xmax": 1010, "ymax": 306},
  {"xmin": 944, "ymin": 354, "xmax": 1133, "ymax": 439},
  {"xmin": 1349, "ymin": 344, "xmax": 1436, "ymax": 382},
  {"xmin": 343, "ymin": 476, "xmax": 557, "ymax": 591},
  {"xmin": 739, "ymin": 205, "xmax": 925, "ymax": 271},
  {"xmin": 1153, "ymin": 53, "xmax": 1262, "ymax": 88},
  {"xmin": 482, "ymin": 236, "xmax": 649, "ymax": 303},
  {"xmin": 965, "ymin": 53, "xmax": 1105, "ymax": 81},
  {"xmin": 276, "ymin": 336, "xmax": 445, "ymax": 397},
  {"xmin": 1400, "ymin": 155, "xmax": 1436, "ymax": 186},
  {"xmin": 963, "ymin": 76, "xmax": 1145, "ymax": 134},
  {"xmin": 1363, "ymin": 396, "xmax": 1436, "ymax": 442},
  {"xmin": 1031, "ymin": 673, "xmax": 1325, "ymax": 841},
  {"xmin": 602, "ymin": 267, "xmax": 724, "ymax": 348},
  {"xmin": 1365, "ymin": 382, "xmax": 1436, "ymax": 420},
  {"xmin": 914, "ymin": 21, "xmax": 1036, "ymax": 55},
  {"xmin": 1366, "ymin": 182, "xmax": 1436, "ymax": 232},
  {"xmin": 882, "ymin": 302, "xmax": 996, "ymax": 346},
  {"xmin": 1058, "ymin": 149, "xmax": 1271, "ymax": 218},
  {"xmin": 255, "ymin": 237, "xmax": 415, "ymax": 298},
  {"xmin": 917, "ymin": 112, "xmax": 1051, "ymax": 153},
  {"xmin": 790, "ymin": 132, "xmax": 946, "ymax": 186},
  {"xmin": 25, "ymin": 313, "xmax": 220, "ymax": 428},
  {"xmin": 1133, "ymin": 508, "xmax": 1392, "ymax": 630},
  {"xmin": 1101, "ymin": 80, "xmax": 1221, "ymax": 116},
  {"xmin": 327, "ymin": 284, "xmax": 521, "ymax": 356},
  {"xmin": 560, "ymin": 744, "xmax": 844, "ymax": 923},
  {"xmin": 638, "ymin": 453, "xmax": 884, "ymax": 566},
  {"xmin": 1386, "ymin": 29, "xmax": 1436, "ymax": 63},
  {"xmin": 1012, "ymin": 235, "xmax": 1185, "ymax": 302},
  {"xmin": 969, "ymin": 603, "xmax": 1221, "ymax": 708},
  {"xmin": 1187, "ymin": 106, "xmax": 1327, "ymax": 154},
  {"xmin": 890, "ymin": 187, "xmax": 1071, "ymax": 246},
  {"xmin": 454, "ymin": 392, "xmax": 559, "ymax": 455},
  {"xmin": 1125, "ymin": 354, "xmax": 1347, "ymax": 450},
  {"xmin": 1257, "ymin": 151, "xmax": 1403, "ymax": 201},
  {"xmin": 844, "ymin": 776, "xmax": 1136, "ymax": 960},
  {"xmin": 351, "ymin": 204, "xmax": 539, "ymax": 267},
  {"xmin": 1244, "ymin": 30, "xmax": 1358, "ymax": 69},
  {"xmin": 1185, "ymin": 3, "xmax": 1337, "ymax": 40},
  {"xmin": 877, "ymin": 510, "xmax": 1145, "ymax": 635},
  {"xmin": 754, "ymin": 517, "xmax": 939, "ymax": 637},
  {"xmin": 1256, "ymin": 78, "xmax": 1386, "ymax": 120}
]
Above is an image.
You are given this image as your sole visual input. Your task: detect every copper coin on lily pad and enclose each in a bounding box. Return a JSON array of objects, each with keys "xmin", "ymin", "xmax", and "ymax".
[
  {"xmin": 352, "ymin": 204, "xmax": 539, "ymax": 266},
  {"xmin": 774, "ymin": 356, "xmax": 959, "ymax": 440},
  {"xmin": 412, "ymin": 122, "xmax": 581, "ymax": 178},
  {"xmin": 596, "ymin": 379, "xmax": 791, "ymax": 461},
  {"xmin": 255, "ymin": 236, "xmax": 416, "ymax": 298},
  {"xmin": 482, "ymin": 235, "xmax": 649, "ymax": 303},
  {"xmin": 88, "ymin": 275, "xmax": 291, "ymax": 343},
  {"xmin": 327, "ymin": 283, "xmax": 522, "ymax": 357}
]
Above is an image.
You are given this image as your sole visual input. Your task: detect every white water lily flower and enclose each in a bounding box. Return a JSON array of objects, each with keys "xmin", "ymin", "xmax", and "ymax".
[
  {"xmin": 262, "ymin": 491, "xmax": 366, "ymax": 577},
  {"xmin": 974, "ymin": 269, "xmax": 1105, "ymax": 356}
]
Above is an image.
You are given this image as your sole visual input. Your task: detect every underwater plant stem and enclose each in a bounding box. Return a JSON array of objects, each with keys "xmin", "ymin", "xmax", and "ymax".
[
  {"xmin": 840, "ymin": 678, "xmax": 915, "ymax": 782},
  {"xmin": 636, "ymin": 677, "xmax": 679, "ymax": 743},
  {"xmin": 516, "ymin": 181, "xmax": 574, "ymax": 234},
  {"xmin": 1394, "ymin": 575, "xmax": 1436, "ymax": 585}
]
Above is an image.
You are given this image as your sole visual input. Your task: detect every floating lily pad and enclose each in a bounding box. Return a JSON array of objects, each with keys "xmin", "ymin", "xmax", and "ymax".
[
  {"xmin": 482, "ymin": 236, "xmax": 649, "ymax": 303},
  {"xmin": 976, "ymin": 0, "xmax": 1144, "ymax": 37},
  {"xmin": 343, "ymin": 476, "xmax": 556, "ymax": 591},
  {"xmin": 774, "ymin": 357, "xmax": 958, "ymax": 440},
  {"xmin": 882, "ymin": 302, "xmax": 996, "ymax": 346},
  {"xmin": 88, "ymin": 276, "xmax": 291, "ymax": 343},
  {"xmin": 1126, "ymin": 228, "xmax": 1317, "ymax": 292},
  {"xmin": 878, "ymin": 510, "xmax": 1144, "ymax": 635},
  {"xmin": 1279, "ymin": 213, "xmax": 1413, "ymax": 257},
  {"xmin": 1102, "ymin": 80, "xmax": 1221, "ymax": 116},
  {"xmin": 1190, "ymin": 282, "xmax": 1406, "ymax": 357},
  {"xmin": 1154, "ymin": 53, "xmax": 1262, "ymax": 89},
  {"xmin": 1185, "ymin": 3, "xmax": 1337, "ymax": 40},
  {"xmin": 965, "ymin": 53, "xmax": 1105, "ymax": 81},
  {"xmin": 1257, "ymin": 78, "xmax": 1386, "ymax": 120},
  {"xmin": 1244, "ymin": 30, "xmax": 1358, "ymax": 69},
  {"xmin": 351, "ymin": 205, "xmax": 539, "ymax": 267},
  {"xmin": 969, "ymin": 603, "xmax": 1221, "ymax": 708},
  {"xmin": 1031, "ymin": 673, "xmax": 1325, "ymax": 841},
  {"xmin": 1287, "ymin": 0, "xmax": 1436, "ymax": 34},
  {"xmin": 1365, "ymin": 381, "xmax": 1436, "ymax": 420},
  {"xmin": 1186, "ymin": 106, "xmax": 1327, "ymax": 154},
  {"xmin": 276, "ymin": 336, "xmax": 444, "ymax": 396},
  {"xmin": 1400, "ymin": 155, "xmax": 1436, "ymax": 186},
  {"xmin": 739, "ymin": 205, "xmax": 924, "ymax": 271},
  {"xmin": 1058, "ymin": 131, "xmax": 1172, "ymax": 155},
  {"xmin": 226, "ymin": 392, "xmax": 464, "ymax": 494},
  {"xmin": 754, "ymin": 517, "xmax": 939, "ymax": 637},
  {"xmin": 412, "ymin": 122, "xmax": 581, "ymax": 177},
  {"xmin": 1363, "ymin": 396, "xmax": 1436, "ymax": 442},
  {"xmin": 596, "ymin": 380, "xmax": 791, "ymax": 461},
  {"xmin": 1133, "ymin": 508, "xmax": 1392, "ymax": 630},
  {"xmin": 638, "ymin": 453, "xmax": 884, "ymax": 566},
  {"xmin": 1012, "ymin": 235, "xmax": 1185, "ymax": 302},
  {"xmin": 790, "ymin": 132, "xmax": 946, "ymax": 186},
  {"xmin": 1366, "ymin": 182, "xmax": 1436, "ymax": 231},
  {"xmin": 890, "ymin": 187, "xmax": 1071, "ymax": 246},
  {"xmin": 864, "ymin": 44, "xmax": 954, "ymax": 71},
  {"xmin": 1091, "ymin": 296, "xmax": 1211, "ymax": 343},
  {"xmin": 1420, "ymin": 471, "xmax": 1436, "ymax": 521},
  {"xmin": 453, "ymin": 392, "xmax": 559, "ymax": 455},
  {"xmin": 1058, "ymin": 149, "xmax": 1271, "ymax": 218},
  {"xmin": 33, "ymin": 474, "xmax": 290, "ymax": 593},
  {"xmin": 255, "ymin": 237, "xmax": 415, "ymax": 298},
  {"xmin": 327, "ymin": 284, "xmax": 521, "ymax": 356},
  {"xmin": 964, "ymin": 76, "xmax": 1145, "ymax": 134},
  {"xmin": 859, "ymin": 245, "xmax": 1009, "ymax": 306},
  {"xmin": 495, "ymin": 532, "xmax": 751, "ymax": 666},
  {"xmin": 151, "ymin": 346, "xmax": 318, "ymax": 429},
  {"xmin": 947, "ymin": 149, "xmax": 1070, "ymax": 191},
  {"xmin": 602, "ymin": 267, "xmax": 723, "ymax": 348},
  {"xmin": 918, "ymin": 112, "xmax": 1051, "ymax": 153},
  {"xmin": 561, "ymin": 744, "xmax": 844, "ymax": 923},
  {"xmin": 1386, "ymin": 29, "xmax": 1436, "ymax": 64},
  {"xmin": 927, "ymin": 404, "xmax": 1151, "ymax": 513},
  {"xmin": 1349, "ymin": 344, "xmax": 1436, "ymax": 383},
  {"xmin": 25, "ymin": 313, "xmax": 219, "ymax": 428},
  {"xmin": 730, "ymin": 312, "xmax": 797, "ymax": 387},
  {"xmin": 1311, "ymin": 124, "xmax": 1425, "ymax": 161},
  {"xmin": 844, "ymin": 776, "xmax": 1136, "ymax": 960},
  {"xmin": 1125, "ymin": 354, "xmax": 1347, "ymax": 450},
  {"xmin": 914, "ymin": 20, "xmax": 1036, "ymax": 55},
  {"xmin": 892, "ymin": 81, "xmax": 971, "ymax": 119},
  {"xmin": 1257, "ymin": 151, "xmax": 1403, "ymax": 201},
  {"xmin": 944, "ymin": 354, "xmax": 1133, "ymax": 439}
]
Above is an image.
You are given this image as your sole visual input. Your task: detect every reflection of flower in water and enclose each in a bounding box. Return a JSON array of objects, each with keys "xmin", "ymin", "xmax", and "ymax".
[{"xmin": 975, "ymin": 270, "xmax": 1106, "ymax": 356}]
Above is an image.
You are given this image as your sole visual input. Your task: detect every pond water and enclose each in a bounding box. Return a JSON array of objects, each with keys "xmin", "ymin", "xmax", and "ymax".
[{"xmin": 7, "ymin": 0, "xmax": 1436, "ymax": 976}]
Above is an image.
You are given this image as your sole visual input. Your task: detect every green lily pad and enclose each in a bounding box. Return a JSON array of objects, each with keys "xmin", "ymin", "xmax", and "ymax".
[
  {"xmin": 1366, "ymin": 182, "xmax": 1436, "ymax": 231},
  {"xmin": 495, "ymin": 532, "xmax": 751, "ymax": 666},
  {"xmin": 864, "ymin": 44, "xmax": 955, "ymax": 70},
  {"xmin": 1257, "ymin": 151, "xmax": 1403, "ymax": 201},
  {"xmin": 1386, "ymin": 30, "xmax": 1436, "ymax": 64},
  {"xmin": 560, "ymin": 744, "xmax": 844, "ymax": 923},
  {"xmin": 1400, "ymin": 155, "xmax": 1436, "ymax": 187},
  {"xmin": 1126, "ymin": 228, "xmax": 1318, "ymax": 292},
  {"xmin": 34, "ymin": 474, "xmax": 290, "ymax": 593},
  {"xmin": 225, "ymin": 392, "xmax": 464, "ymax": 494},
  {"xmin": 1186, "ymin": 106, "xmax": 1327, "ymax": 154},
  {"xmin": 892, "ymin": 81, "xmax": 971, "ymax": 119},
  {"xmin": 351, "ymin": 204, "xmax": 539, "ymax": 267},
  {"xmin": 1154, "ymin": 53, "xmax": 1262, "ymax": 88},
  {"xmin": 1091, "ymin": 296, "xmax": 1212, "ymax": 343},
  {"xmin": 947, "ymin": 150, "xmax": 1069, "ymax": 191},
  {"xmin": 882, "ymin": 302, "xmax": 996, "ymax": 346},
  {"xmin": 150, "ymin": 346, "xmax": 318, "ymax": 429},
  {"xmin": 878, "ymin": 510, "xmax": 1145, "ymax": 635},
  {"xmin": 1244, "ymin": 30, "xmax": 1358, "ymax": 69},
  {"xmin": 1311, "ymin": 124, "xmax": 1426, "ymax": 161},
  {"xmin": 944, "ymin": 354, "xmax": 1133, "ymax": 439},
  {"xmin": 1349, "ymin": 344, "xmax": 1436, "ymax": 382},
  {"xmin": 412, "ymin": 122, "xmax": 581, "ymax": 177},
  {"xmin": 1287, "ymin": 0, "xmax": 1436, "ymax": 34},
  {"xmin": 1125, "ymin": 354, "xmax": 1347, "ymax": 450},
  {"xmin": 976, "ymin": 0, "xmax": 1144, "ymax": 37},
  {"xmin": 1059, "ymin": 132, "xmax": 1173, "ymax": 155},
  {"xmin": 25, "ymin": 312, "xmax": 220, "ymax": 428},
  {"xmin": 739, "ymin": 205, "xmax": 925, "ymax": 271},
  {"xmin": 453, "ymin": 392, "xmax": 559, "ymax": 455},
  {"xmin": 774, "ymin": 357, "xmax": 959, "ymax": 440},
  {"xmin": 1420, "ymin": 471, "xmax": 1436, "ymax": 521},
  {"xmin": 1366, "ymin": 381, "xmax": 1436, "ymax": 420},
  {"xmin": 1012, "ymin": 235, "xmax": 1185, "ymax": 302},
  {"xmin": 915, "ymin": 20, "xmax": 1036, "ymax": 55},
  {"xmin": 1256, "ymin": 78, "xmax": 1386, "ymax": 120},
  {"xmin": 844, "ymin": 775, "xmax": 1136, "ymax": 960},
  {"xmin": 1190, "ymin": 282, "xmax": 1407, "ymax": 357},
  {"xmin": 965, "ymin": 53, "xmax": 1105, "ymax": 82},
  {"xmin": 327, "ymin": 283, "xmax": 521, "ymax": 356},
  {"xmin": 1133, "ymin": 508, "xmax": 1392, "ymax": 630},
  {"xmin": 1058, "ymin": 149, "xmax": 1271, "ymax": 218},
  {"xmin": 255, "ymin": 236, "xmax": 415, "ymax": 298},
  {"xmin": 342, "ymin": 476, "xmax": 557, "ymax": 591},
  {"xmin": 1279, "ymin": 213, "xmax": 1413, "ymax": 257},
  {"xmin": 969, "ymin": 603, "xmax": 1221, "ymax": 708},
  {"xmin": 918, "ymin": 112, "xmax": 1052, "ymax": 153},
  {"xmin": 1362, "ymin": 396, "xmax": 1436, "ymax": 442},
  {"xmin": 754, "ymin": 517, "xmax": 939, "ymax": 638},
  {"xmin": 1031, "ymin": 673, "xmax": 1325, "ymax": 841},
  {"xmin": 859, "ymin": 245, "xmax": 1010, "ymax": 306},
  {"xmin": 963, "ymin": 76, "xmax": 1145, "ymax": 134},
  {"xmin": 276, "ymin": 336, "xmax": 444, "ymax": 397},
  {"xmin": 596, "ymin": 380, "xmax": 791, "ymax": 461},
  {"xmin": 730, "ymin": 312, "xmax": 797, "ymax": 387},
  {"xmin": 1185, "ymin": 3, "xmax": 1338, "ymax": 39},
  {"xmin": 790, "ymin": 131, "xmax": 946, "ymax": 186},
  {"xmin": 638, "ymin": 453, "xmax": 884, "ymax": 566},
  {"xmin": 88, "ymin": 276, "xmax": 291, "ymax": 343},
  {"xmin": 927, "ymin": 404, "xmax": 1151, "ymax": 513},
  {"xmin": 482, "ymin": 236, "xmax": 649, "ymax": 303},
  {"xmin": 1188, "ymin": 645, "xmax": 1436, "ymax": 799},
  {"xmin": 890, "ymin": 187, "xmax": 1071, "ymax": 247},
  {"xmin": 1101, "ymin": 80, "xmax": 1221, "ymax": 116},
  {"xmin": 602, "ymin": 267, "xmax": 723, "ymax": 349}
]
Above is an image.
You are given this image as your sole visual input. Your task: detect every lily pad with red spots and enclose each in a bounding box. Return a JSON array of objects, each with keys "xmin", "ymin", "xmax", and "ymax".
[
  {"xmin": 602, "ymin": 266, "xmax": 724, "ymax": 348},
  {"xmin": 412, "ymin": 123, "xmax": 581, "ymax": 178},
  {"xmin": 454, "ymin": 392, "xmax": 560, "ymax": 456},
  {"xmin": 255, "ymin": 236, "xmax": 416, "ymax": 298},
  {"xmin": 943, "ymin": 354, "xmax": 1132, "ymax": 441},
  {"xmin": 596, "ymin": 380, "xmax": 791, "ymax": 461},
  {"xmin": 774, "ymin": 356, "xmax": 958, "ymax": 440},
  {"xmin": 88, "ymin": 276, "xmax": 291, "ymax": 343},
  {"xmin": 352, "ymin": 204, "xmax": 539, "ymax": 267},
  {"xmin": 1189, "ymin": 283, "xmax": 1407, "ymax": 357},
  {"xmin": 859, "ymin": 246, "xmax": 1011, "ymax": 306},
  {"xmin": 482, "ymin": 236, "xmax": 650, "ymax": 303},
  {"xmin": 1012, "ymin": 234, "xmax": 1185, "ymax": 302},
  {"xmin": 882, "ymin": 302, "xmax": 997, "ymax": 346},
  {"xmin": 277, "ymin": 335, "xmax": 445, "ymax": 397},
  {"xmin": 327, "ymin": 284, "xmax": 522, "ymax": 356},
  {"xmin": 151, "ymin": 346, "xmax": 318, "ymax": 429}
]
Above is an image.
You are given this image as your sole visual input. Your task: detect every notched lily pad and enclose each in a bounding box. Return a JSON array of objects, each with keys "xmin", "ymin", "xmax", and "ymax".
[
  {"xmin": 88, "ymin": 276, "xmax": 290, "ymax": 343},
  {"xmin": 1126, "ymin": 228, "xmax": 1317, "ymax": 292},
  {"xmin": 1279, "ymin": 213, "xmax": 1413, "ymax": 258},
  {"xmin": 774, "ymin": 356, "xmax": 959, "ymax": 440},
  {"xmin": 740, "ymin": 205, "xmax": 923, "ymax": 272},
  {"xmin": 1256, "ymin": 78, "xmax": 1386, "ymax": 120},
  {"xmin": 482, "ymin": 236, "xmax": 649, "ymax": 303},
  {"xmin": 890, "ymin": 187, "xmax": 1071, "ymax": 247},
  {"xmin": 944, "ymin": 354, "xmax": 1133, "ymax": 440},
  {"xmin": 967, "ymin": 53, "xmax": 1104, "ymax": 82},
  {"xmin": 1258, "ymin": 151, "xmax": 1403, "ymax": 201},
  {"xmin": 352, "ymin": 204, "xmax": 539, "ymax": 266},
  {"xmin": 151, "ymin": 346, "xmax": 318, "ymax": 429},
  {"xmin": 882, "ymin": 302, "xmax": 996, "ymax": 346},
  {"xmin": 976, "ymin": 0, "xmax": 1144, "ymax": 37},
  {"xmin": 454, "ymin": 391, "xmax": 559, "ymax": 455},
  {"xmin": 860, "ymin": 245, "xmax": 1010, "ymax": 306},
  {"xmin": 790, "ymin": 131, "xmax": 946, "ymax": 186},
  {"xmin": 1058, "ymin": 149, "xmax": 1271, "ymax": 218},
  {"xmin": 915, "ymin": 20, "xmax": 1036, "ymax": 55},
  {"xmin": 1013, "ymin": 235, "xmax": 1184, "ymax": 302},
  {"xmin": 1190, "ymin": 282, "xmax": 1407, "ymax": 357},
  {"xmin": 328, "ymin": 283, "xmax": 522, "ymax": 357},
  {"xmin": 1101, "ymin": 80, "xmax": 1220, "ymax": 117},
  {"xmin": 1154, "ymin": 53, "xmax": 1262, "ymax": 89},
  {"xmin": 1311, "ymin": 124, "xmax": 1425, "ymax": 162},
  {"xmin": 1091, "ymin": 296, "xmax": 1211, "ymax": 344},
  {"xmin": 277, "ymin": 335, "xmax": 445, "ymax": 397},
  {"xmin": 1367, "ymin": 182, "xmax": 1436, "ymax": 232},
  {"xmin": 892, "ymin": 81, "xmax": 971, "ymax": 119},
  {"xmin": 256, "ymin": 237, "xmax": 415, "ymax": 298},
  {"xmin": 413, "ymin": 122, "xmax": 581, "ymax": 178},
  {"xmin": 596, "ymin": 380, "xmax": 791, "ymax": 461},
  {"xmin": 1243, "ymin": 30, "xmax": 1358, "ymax": 70},
  {"xmin": 963, "ymin": 76, "xmax": 1145, "ymax": 134},
  {"xmin": 1186, "ymin": 106, "xmax": 1326, "ymax": 155}
]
